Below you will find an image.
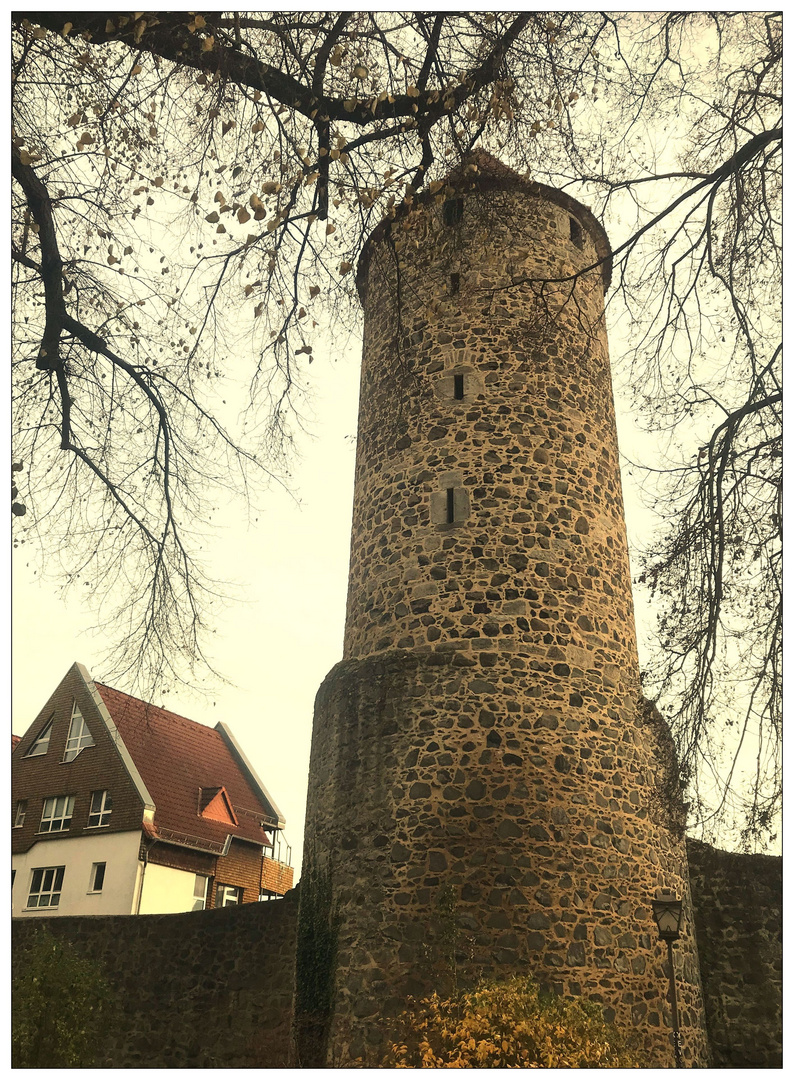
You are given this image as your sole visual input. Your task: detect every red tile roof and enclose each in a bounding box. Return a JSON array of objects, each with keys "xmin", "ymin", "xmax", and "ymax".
[
  {"xmin": 95, "ymin": 684, "xmax": 277, "ymax": 850},
  {"xmin": 12, "ymin": 734, "xmax": 21, "ymax": 752}
]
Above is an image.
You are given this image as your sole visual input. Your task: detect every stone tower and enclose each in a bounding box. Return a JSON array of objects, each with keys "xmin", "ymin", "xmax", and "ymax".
[{"xmin": 301, "ymin": 153, "xmax": 709, "ymax": 1066}]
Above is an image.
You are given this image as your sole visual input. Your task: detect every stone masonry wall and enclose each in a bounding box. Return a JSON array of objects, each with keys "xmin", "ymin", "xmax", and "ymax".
[
  {"xmin": 344, "ymin": 183, "xmax": 633, "ymax": 670},
  {"xmin": 12, "ymin": 890, "xmax": 299, "ymax": 1068},
  {"xmin": 302, "ymin": 163, "xmax": 710, "ymax": 1067},
  {"xmin": 307, "ymin": 654, "xmax": 709, "ymax": 1066},
  {"xmin": 687, "ymin": 839, "xmax": 782, "ymax": 1067}
]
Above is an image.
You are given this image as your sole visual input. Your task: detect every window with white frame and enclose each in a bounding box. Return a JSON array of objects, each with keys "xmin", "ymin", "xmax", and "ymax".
[
  {"xmin": 39, "ymin": 795, "xmax": 75, "ymax": 833},
  {"xmin": 25, "ymin": 718, "xmax": 53, "ymax": 757},
  {"xmin": 87, "ymin": 789, "xmax": 112, "ymax": 827},
  {"xmin": 216, "ymin": 883, "xmax": 242, "ymax": 907},
  {"xmin": 27, "ymin": 866, "xmax": 65, "ymax": 908},
  {"xmin": 89, "ymin": 863, "xmax": 106, "ymax": 893},
  {"xmin": 193, "ymin": 874, "xmax": 209, "ymax": 911},
  {"xmin": 13, "ymin": 800, "xmax": 27, "ymax": 828},
  {"xmin": 62, "ymin": 703, "xmax": 95, "ymax": 762}
]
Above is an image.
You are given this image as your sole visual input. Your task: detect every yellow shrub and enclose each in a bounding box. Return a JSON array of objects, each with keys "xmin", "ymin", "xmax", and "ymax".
[{"xmin": 380, "ymin": 976, "xmax": 643, "ymax": 1068}]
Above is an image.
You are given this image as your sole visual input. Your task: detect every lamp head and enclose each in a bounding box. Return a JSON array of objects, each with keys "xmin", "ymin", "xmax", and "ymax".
[{"xmin": 651, "ymin": 890, "xmax": 683, "ymax": 942}]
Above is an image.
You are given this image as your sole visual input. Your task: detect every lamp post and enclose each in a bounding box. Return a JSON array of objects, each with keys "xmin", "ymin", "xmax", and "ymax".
[{"xmin": 651, "ymin": 890, "xmax": 683, "ymax": 1068}]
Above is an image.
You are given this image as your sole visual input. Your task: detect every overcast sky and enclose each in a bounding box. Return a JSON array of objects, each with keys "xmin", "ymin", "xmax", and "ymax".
[{"xmin": 11, "ymin": 341, "xmax": 363, "ymax": 879}]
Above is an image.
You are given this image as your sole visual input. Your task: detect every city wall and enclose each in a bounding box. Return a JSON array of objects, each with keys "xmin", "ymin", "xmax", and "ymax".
[
  {"xmin": 11, "ymin": 852, "xmax": 781, "ymax": 1068},
  {"xmin": 686, "ymin": 838, "xmax": 782, "ymax": 1068},
  {"xmin": 12, "ymin": 890, "xmax": 298, "ymax": 1069}
]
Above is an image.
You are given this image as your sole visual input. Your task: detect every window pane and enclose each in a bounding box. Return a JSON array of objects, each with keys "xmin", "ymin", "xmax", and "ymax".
[
  {"xmin": 92, "ymin": 863, "xmax": 105, "ymax": 891},
  {"xmin": 63, "ymin": 705, "xmax": 94, "ymax": 762},
  {"xmin": 27, "ymin": 719, "xmax": 53, "ymax": 757},
  {"xmin": 88, "ymin": 790, "xmax": 111, "ymax": 827},
  {"xmin": 28, "ymin": 866, "xmax": 65, "ymax": 908},
  {"xmin": 218, "ymin": 884, "xmax": 241, "ymax": 907}
]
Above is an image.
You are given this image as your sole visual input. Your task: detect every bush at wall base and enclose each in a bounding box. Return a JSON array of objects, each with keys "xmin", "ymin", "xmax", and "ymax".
[
  {"xmin": 375, "ymin": 975, "xmax": 644, "ymax": 1069},
  {"xmin": 12, "ymin": 926, "xmax": 115, "ymax": 1068}
]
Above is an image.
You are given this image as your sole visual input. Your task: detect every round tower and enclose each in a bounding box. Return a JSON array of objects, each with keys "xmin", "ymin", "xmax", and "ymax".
[{"xmin": 301, "ymin": 153, "xmax": 709, "ymax": 1066}]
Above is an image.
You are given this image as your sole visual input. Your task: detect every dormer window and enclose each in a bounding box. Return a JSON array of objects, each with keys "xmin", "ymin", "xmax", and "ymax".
[
  {"xmin": 199, "ymin": 786, "xmax": 239, "ymax": 826},
  {"xmin": 25, "ymin": 717, "xmax": 53, "ymax": 757},
  {"xmin": 63, "ymin": 703, "xmax": 94, "ymax": 762}
]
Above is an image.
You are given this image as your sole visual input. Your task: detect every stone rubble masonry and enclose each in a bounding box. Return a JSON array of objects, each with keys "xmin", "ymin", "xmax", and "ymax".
[
  {"xmin": 11, "ymin": 890, "xmax": 299, "ymax": 1069},
  {"xmin": 303, "ymin": 160, "xmax": 711, "ymax": 1065},
  {"xmin": 687, "ymin": 838, "xmax": 782, "ymax": 1068},
  {"xmin": 11, "ymin": 839, "xmax": 781, "ymax": 1068}
]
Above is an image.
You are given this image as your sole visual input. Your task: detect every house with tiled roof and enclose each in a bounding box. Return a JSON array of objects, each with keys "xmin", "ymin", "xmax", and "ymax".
[{"xmin": 12, "ymin": 663, "xmax": 293, "ymax": 917}]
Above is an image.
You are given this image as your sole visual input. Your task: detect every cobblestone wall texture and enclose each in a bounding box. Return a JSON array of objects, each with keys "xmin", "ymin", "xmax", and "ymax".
[
  {"xmin": 12, "ymin": 890, "xmax": 298, "ymax": 1068},
  {"xmin": 687, "ymin": 838, "xmax": 782, "ymax": 1067},
  {"xmin": 303, "ymin": 156, "xmax": 710, "ymax": 1066}
]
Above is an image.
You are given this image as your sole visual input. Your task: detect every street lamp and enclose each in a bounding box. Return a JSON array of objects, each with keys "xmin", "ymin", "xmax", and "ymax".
[{"xmin": 651, "ymin": 890, "xmax": 683, "ymax": 1068}]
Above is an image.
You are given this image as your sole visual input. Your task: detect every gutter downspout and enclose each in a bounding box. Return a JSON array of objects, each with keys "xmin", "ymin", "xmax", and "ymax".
[{"xmin": 134, "ymin": 835, "xmax": 158, "ymax": 915}]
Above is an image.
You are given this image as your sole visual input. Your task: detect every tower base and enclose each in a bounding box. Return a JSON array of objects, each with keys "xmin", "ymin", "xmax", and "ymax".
[{"xmin": 300, "ymin": 648, "xmax": 710, "ymax": 1066}]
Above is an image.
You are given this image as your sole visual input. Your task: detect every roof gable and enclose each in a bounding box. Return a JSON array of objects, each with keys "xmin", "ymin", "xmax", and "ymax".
[
  {"xmin": 11, "ymin": 663, "xmax": 151, "ymax": 852},
  {"xmin": 95, "ymin": 684, "xmax": 281, "ymax": 848}
]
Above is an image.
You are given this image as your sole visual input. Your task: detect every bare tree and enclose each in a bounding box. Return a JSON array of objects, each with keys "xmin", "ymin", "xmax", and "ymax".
[
  {"xmin": 566, "ymin": 12, "xmax": 782, "ymax": 847},
  {"xmin": 12, "ymin": 12, "xmax": 781, "ymax": 845}
]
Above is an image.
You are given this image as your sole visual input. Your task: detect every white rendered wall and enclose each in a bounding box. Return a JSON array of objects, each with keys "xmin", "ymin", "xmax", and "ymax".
[
  {"xmin": 137, "ymin": 860, "xmax": 200, "ymax": 914},
  {"xmin": 12, "ymin": 830, "xmax": 142, "ymax": 917}
]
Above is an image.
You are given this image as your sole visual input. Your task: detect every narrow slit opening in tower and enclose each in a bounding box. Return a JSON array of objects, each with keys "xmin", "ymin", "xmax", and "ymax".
[
  {"xmin": 453, "ymin": 373, "xmax": 464, "ymax": 400},
  {"xmin": 443, "ymin": 198, "xmax": 464, "ymax": 226},
  {"xmin": 446, "ymin": 487, "xmax": 455, "ymax": 524},
  {"xmin": 569, "ymin": 216, "xmax": 584, "ymax": 249},
  {"xmin": 450, "ymin": 272, "xmax": 460, "ymax": 295}
]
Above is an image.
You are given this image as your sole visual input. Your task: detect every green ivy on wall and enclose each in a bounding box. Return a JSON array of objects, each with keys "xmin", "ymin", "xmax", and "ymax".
[{"xmin": 294, "ymin": 848, "xmax": 340, "ymax": 1066}]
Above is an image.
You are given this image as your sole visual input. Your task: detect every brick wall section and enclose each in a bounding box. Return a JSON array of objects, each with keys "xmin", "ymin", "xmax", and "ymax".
[
  {"xmin": 303, "ymin": 167, "xmax": 710, "ymax": 1066},
  {"xmin": 146, "ymin": 840, "xmax": 292, "ymax": 904},
  {"xmin": 263, "ymin": 856, "xmax": 294, "ymax": 894},
  {"xmin": 12, "ymin": 889, "xmax": 300, "ymax": 1068},
  {"xmin": 686, "ymin": 839, "xmax": 782, "ymax": 1067},
  {"xmin": 209, "ymin": 837, "xmax": 265, "ymax": 906},
  {"xmin": 12, "ymin": 664, "xmax": 144, "ymax": 853}
]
